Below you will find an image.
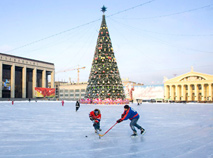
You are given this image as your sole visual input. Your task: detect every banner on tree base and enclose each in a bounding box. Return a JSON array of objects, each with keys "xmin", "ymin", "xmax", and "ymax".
[
  {"xmin": 80, "ymin": 98, "xmax": 129, "ymax": 104},
  {"xmin": 35, "ymin": 87, "xmax": 55, "ymax": 98}
]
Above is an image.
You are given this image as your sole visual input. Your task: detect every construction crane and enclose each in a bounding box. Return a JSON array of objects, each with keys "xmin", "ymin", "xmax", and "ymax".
[{"xmin": 56, "ymin": 66, "xmax": 86, "ymax": 84}]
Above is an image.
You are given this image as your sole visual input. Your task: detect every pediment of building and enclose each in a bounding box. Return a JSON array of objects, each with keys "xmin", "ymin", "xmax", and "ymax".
[
  {"xmin": 165, "ymin": 71, "xmax": 213, "ymax": 83},
  {"xmin": 180, "ymin": 75, "xmax": 206, "ymax": 82}
]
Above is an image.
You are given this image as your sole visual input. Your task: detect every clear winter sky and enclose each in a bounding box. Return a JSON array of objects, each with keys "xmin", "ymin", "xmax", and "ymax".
[{"xmin": 1, "ymin": 0, "xmax": 213, "ymax": 84}]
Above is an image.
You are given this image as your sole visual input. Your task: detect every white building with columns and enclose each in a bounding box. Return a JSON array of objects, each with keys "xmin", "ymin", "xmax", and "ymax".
[
  {"xmin": 0, "ymin": 53, "xmax": 55, "ymax": 99},
  {"xmin": 164, "ymin": 68, "xmax": 213, "ymax": 102}
]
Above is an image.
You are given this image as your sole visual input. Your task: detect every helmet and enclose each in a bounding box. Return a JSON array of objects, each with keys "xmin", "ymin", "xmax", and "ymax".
[
  {"xmin": 94, "ymin": 109, "xmax": 99, "ymax": 114},
  {"xmin": 124, "ymin": 105, "xmax": 130, "ymax": 109}
]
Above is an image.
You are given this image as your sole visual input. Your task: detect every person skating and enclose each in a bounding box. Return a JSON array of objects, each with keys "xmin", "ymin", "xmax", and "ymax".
[
  {"xmin": 61, "ymin": 100, "xmax": 64, "ymax": 106},
  {"xmin": 117, "ymin": 105, "xmax": 145, "ymax": 136},
  {"xmin": 76, "ymin": 101, "xmax": 80, "ymax": 112},
  {"xmin": 89, "ymin": 109, "xmax": 102, "ymax": 133}
]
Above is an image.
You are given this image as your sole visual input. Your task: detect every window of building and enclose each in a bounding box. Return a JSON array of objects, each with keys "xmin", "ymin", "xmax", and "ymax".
[
  {"xmin": 81, "ymin": 89, "xmax": 86, "ymax": 92},
  {"xmin": 70, "ymin": 94, "xmax": 74, "ymax": 96},
  {"xmin": 75, "ymin": 89, "xmax": 80, "ymax": 92},
  {"xmin": 75, "ymin": 94, "xmax": 79, "ymax": 97}
]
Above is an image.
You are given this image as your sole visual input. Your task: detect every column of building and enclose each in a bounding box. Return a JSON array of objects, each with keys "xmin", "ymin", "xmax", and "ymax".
[
  {"xmin": 181, "ymin": 84, "xmax": 186, "ymax": 101},
  {"xmin": 209, "ymin": 83, "xmax": 212, "ymax": 101},
  {"xmin": 170, "ymin": 85, "xmax": 175, "ymax": 100},
  {"xmin": 22, "ymin": 66, "xmax": 26, "ymax": 98},
  {"xmin": 176, "ymin": 85, "xmax": 180, "ymax": 101},
  {"xmin": 42, "ymin": 69, "xmax": 46, "ymax": 88},
  {"xmin": 169, "ymin": 85, "xmax": 172, "ymax": 100},
  {"xmin": 188, "ymin": 84, "xmax": 191, "ymax": 101},
  {"xmin": 51, "ymin": 71, "xmax": 55, "ymax": 88},
  {"xmin": 164, "ymin": 85, "xmax": 169, "ymax": 100},
  {"xmin": 32, "ymin": 68, "xmax": 37, "ymax": 98},
  {"xmin": 11, "ymin": 64, "xmax": 15, "ymax": 98},
  {"xmin": 202, "ymin": 84, "xmax": 205, "ymax": 101},
  {"xmin": 194, "ymin": 84, "xmax": 198, "ymax": 102},
  {"xmin": 0, "ymin": 61, "xmax": 2, "ymax": 98},
  {"xmin": 175, "ymin": 85, "xmax": 177, "ymax": 101}
]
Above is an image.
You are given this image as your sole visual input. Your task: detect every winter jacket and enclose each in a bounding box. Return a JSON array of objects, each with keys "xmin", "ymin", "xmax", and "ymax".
[
  {"xmin": 121, "ymin": 107, "xmax": 139, "ymax": 121},
  {"xmin": 76, "ymin": 101, "xmax": 80, "ymax": 107},
  {"xmin": 89, "ymin": 109, "xmax": 101, "ymax": 123}
]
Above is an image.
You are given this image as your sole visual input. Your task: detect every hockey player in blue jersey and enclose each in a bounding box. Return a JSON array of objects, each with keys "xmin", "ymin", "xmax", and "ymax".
[{"xmin": 117, "ymin": 105, "xmax": 145, "ymax": 136}]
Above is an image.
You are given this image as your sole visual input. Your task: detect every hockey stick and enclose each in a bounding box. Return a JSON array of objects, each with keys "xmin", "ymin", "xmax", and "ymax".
[{"xmin": 99, "ymin": 122, "xmax": 118, "ymax": 137}]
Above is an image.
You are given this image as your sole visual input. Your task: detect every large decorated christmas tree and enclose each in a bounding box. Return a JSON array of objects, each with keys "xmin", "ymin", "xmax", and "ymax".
[{"xmin": 81, "ymin": 6, "xmax": 128, "ymax": 104}]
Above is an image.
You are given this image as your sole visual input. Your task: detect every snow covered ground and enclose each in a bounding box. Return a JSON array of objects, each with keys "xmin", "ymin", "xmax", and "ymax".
[{"xmin": 0, "ymin": 101, "xmax": 212, "ymax": 158}]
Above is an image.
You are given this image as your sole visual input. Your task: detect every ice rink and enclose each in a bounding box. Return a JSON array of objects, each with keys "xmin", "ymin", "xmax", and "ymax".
[{"xmin": 0, "ymin": 101, "xmax": 212, "ymax": 158}]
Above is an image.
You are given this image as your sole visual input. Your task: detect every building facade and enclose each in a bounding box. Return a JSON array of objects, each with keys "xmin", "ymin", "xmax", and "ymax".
[
  {"xmin": 48, "ymin": 81, "xmax": 68, "ymax": 99},
  {"xmin": 58, "ymin": 79, "xmax": 144, "ymax": 102},
  {"xmin": 0, "ymin": 53, "xmax": 55, "ymax": 99},
  {"xmin": 59, "ymin": 82, "xmax": 87, "ymax": 100},
  {"xmin": 164, "ymin": 68, "xmax": 213, "ymax": 102}
]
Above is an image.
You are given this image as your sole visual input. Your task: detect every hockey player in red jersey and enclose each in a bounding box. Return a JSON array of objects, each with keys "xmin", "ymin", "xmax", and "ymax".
[{"xmin": 89, "ymin": 109, "xmax": 102, "ymax": 133}]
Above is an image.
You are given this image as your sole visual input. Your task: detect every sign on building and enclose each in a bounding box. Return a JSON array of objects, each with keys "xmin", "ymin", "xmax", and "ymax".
[
  {"xmin": 35, "ymin": 87, "xmax": 55, "ymax": 98},
  {"xmin": 132, "ymin": 85, "xmax": 164, "ymax": 101}
]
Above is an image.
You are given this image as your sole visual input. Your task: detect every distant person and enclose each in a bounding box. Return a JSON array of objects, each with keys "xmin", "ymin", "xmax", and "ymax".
[
  {"xmin": 117, "ymin": 105, "xmax": 145, "ymax": 137},
  {"xmin": 61, "ymin": 100, "xmax": 64, "ymax": 106},
  {"xmin": 89, "ymin": 109, "xmax": 102, "ymax": 133},
  {"xmin": 75, "ymin": 101, "xmax": 80, "ymax": 112},
  {"xmin": 12, "ymin": 100, "xmax": 14, "ymax": 105},
  {"xmin": 29, "ymin": 98, "xmax": 31, "ymax": 102}
]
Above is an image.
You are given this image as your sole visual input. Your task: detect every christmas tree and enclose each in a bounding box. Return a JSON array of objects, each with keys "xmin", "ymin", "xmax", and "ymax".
[{"xmin": 83, "ymin": 6, "xmax": 128, "ymax": 104}]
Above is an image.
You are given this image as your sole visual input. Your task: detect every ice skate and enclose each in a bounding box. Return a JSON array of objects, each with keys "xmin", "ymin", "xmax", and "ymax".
[
  {"xmin": 131, "ymin": 132, "xmax": 137, "ymax": 137},
  {"xmin": 140, "ymin": 128, "xmax": 145, "ymax": 135}
]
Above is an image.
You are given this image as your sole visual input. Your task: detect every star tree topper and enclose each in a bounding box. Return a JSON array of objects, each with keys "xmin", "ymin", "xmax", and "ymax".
[{"xmin": 101, "ymin": 5, "xmax": 107, "ymax": 13}]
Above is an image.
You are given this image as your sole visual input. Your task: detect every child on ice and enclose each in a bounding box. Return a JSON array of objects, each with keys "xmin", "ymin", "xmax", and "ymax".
[
  {"xmin": 89, "ymin": 109, "xmax": 102, "ymax": 133},
  {"xmin": 117, "ymin": 105, "xmax": 145, "ymax": 136}
]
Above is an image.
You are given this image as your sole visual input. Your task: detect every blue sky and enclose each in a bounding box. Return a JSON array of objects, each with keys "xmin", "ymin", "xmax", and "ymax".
[{"xmin": 1, "ymin": 0, "xmax": 213, "ymax": 84}]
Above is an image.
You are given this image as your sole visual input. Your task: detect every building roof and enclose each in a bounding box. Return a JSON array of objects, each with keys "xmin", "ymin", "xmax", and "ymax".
[
  {"xmin": 165, "ymin": 69, "xmax": 213, "ymax": 84},
  {"xmin": 0, "ymin": 52, "xmax": 54, "ymax": 65}
]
